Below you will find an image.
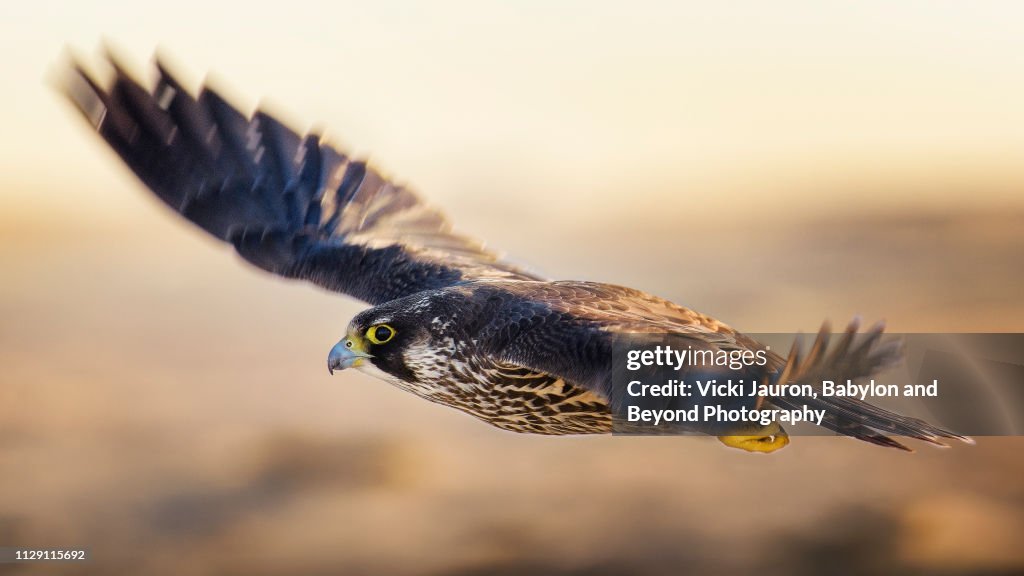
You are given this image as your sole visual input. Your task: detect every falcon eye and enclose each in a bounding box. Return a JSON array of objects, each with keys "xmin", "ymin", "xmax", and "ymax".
[{"xmin": 367, "ymin": 324, "xmax": 395, "ymax": 344}]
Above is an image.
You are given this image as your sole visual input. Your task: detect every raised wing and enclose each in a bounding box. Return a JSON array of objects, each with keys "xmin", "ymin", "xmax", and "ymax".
[{"xmin": 61, "ymin": 50, "xmax": 541, "ymax": 306}]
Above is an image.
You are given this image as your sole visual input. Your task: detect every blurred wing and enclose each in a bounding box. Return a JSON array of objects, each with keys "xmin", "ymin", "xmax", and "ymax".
[{"xmin": 61, "ymin": 51, "xmax": 541, "ymax": 306}]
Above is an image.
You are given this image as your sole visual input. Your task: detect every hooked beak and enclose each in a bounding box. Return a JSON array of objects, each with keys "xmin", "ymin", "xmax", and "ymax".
[{"xmin": 328, "ymin": 337, "xmax": 372, "ymax": 374}]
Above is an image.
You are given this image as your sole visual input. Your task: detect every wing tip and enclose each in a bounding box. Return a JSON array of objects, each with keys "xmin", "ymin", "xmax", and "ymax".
[{"xmin": 55, "ymin": 49, "xmax": 110, "ymax": 130}]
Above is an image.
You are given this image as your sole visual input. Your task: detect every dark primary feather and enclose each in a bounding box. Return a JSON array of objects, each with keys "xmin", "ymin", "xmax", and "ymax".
[
  {"xmin": 767, "ymin": 321, "xmax": 970, "ymax": 450},
  {"xmin": 61, "ymin": 50, "xmax": 540, "ymax": 306}
]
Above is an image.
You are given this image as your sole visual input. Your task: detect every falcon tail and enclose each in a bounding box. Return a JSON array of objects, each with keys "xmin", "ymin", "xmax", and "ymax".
[{"xmin": 769, "ymin": 320, "xmax": 973, "ymax": 451}]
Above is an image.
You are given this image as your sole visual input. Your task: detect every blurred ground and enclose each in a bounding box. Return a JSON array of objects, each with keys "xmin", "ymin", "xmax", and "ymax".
[{"xmin": 1, "ymin": 198, "xmax": 1022, "ymax": 576}]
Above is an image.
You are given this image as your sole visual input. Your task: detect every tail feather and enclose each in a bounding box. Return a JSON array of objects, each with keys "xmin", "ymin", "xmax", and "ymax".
[{"xmin": 771, "ymin": 319, "xmax": 972, "ymax": 451}]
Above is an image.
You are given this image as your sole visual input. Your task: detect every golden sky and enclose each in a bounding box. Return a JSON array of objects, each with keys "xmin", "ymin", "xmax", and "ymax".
[{"xmin": 2, "ymin": 1, "xmax": 1023, "ymax": 227}]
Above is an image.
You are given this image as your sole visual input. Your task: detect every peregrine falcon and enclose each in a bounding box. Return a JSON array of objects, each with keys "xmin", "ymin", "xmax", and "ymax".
[{"xmin": 60, "ymin": 51, "xmax": 969, "ymax": 452}]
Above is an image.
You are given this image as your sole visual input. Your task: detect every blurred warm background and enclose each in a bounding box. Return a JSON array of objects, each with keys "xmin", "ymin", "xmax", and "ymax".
[{"xmin": 1, "ymin": 2, "xmax": 1023, "ymax": 575}]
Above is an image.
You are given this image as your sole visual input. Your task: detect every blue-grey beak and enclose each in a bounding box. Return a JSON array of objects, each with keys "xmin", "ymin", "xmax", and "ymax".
[{"xmin": 328, "ymin": 338, "xmax": 372, "ymax": 374}]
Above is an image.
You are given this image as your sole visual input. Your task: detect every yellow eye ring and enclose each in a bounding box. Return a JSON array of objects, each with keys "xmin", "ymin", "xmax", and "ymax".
[{"xmin": 366, "ymin": 324, "xmax": 396, "ymax": 344}]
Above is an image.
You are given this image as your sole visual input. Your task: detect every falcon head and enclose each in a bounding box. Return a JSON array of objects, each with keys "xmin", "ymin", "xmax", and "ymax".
[{"xmin": 327, "ymin": 291, "xmax": 458, "ymax": 384}]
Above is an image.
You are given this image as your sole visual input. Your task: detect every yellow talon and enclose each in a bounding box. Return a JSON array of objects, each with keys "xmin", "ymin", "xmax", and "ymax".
[{"xmin": 718, "ymin": 422, "xmax": 790, "ymax": 453}]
